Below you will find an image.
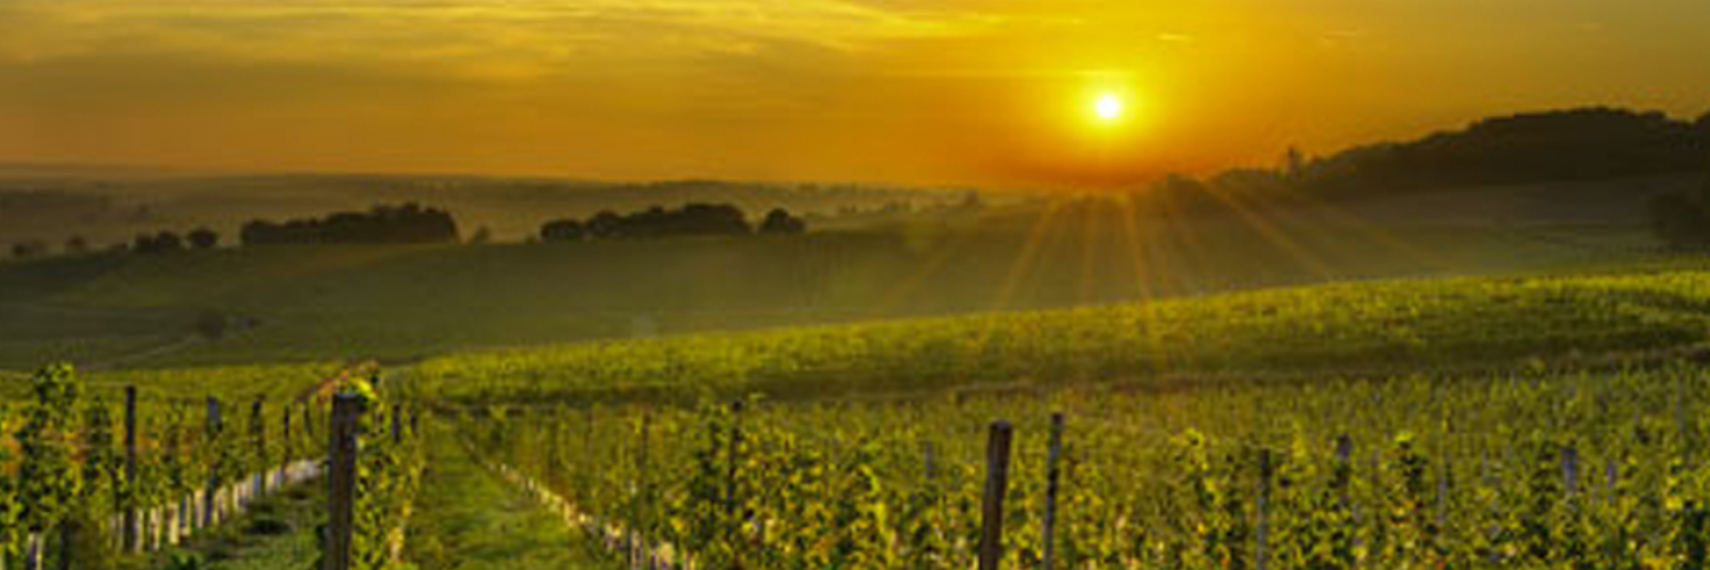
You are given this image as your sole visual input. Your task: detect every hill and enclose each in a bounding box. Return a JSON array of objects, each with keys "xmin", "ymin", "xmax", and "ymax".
[{"xmin": 0, "ymin": 173, "xmax": 1682, "ymax": 372}]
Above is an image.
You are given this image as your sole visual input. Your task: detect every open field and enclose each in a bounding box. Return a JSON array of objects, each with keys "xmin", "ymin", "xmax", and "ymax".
[{"xmin": 0, "ymin": 175, "xmax": 1679, "ymax": 372}]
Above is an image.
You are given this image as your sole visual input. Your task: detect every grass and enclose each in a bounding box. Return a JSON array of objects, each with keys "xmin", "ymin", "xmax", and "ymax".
[
  {"xmin": 0, "ymin": 202, "xmax": 1662, "ymax": 371},
  {"xmin": 143, "ymin": 483, "xmax": 324, "ymax": 570},
  {"xmin": 413, "ymin": 259, "xmax": 1710, "ymax": 405},
  {"xmin": 404, "ymin": 422, "xmax": 618, "ymax": 570}
]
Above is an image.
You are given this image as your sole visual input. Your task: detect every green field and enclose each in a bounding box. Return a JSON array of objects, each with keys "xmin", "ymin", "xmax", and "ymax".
[{"xmin": 0, "ymin": 194, "xmax": 1664, "ymax": 373}]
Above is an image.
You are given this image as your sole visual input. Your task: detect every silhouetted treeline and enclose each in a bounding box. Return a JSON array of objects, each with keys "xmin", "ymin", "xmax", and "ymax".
[
  {"xmin": 1301, "ymin": 108, "xmax": 1708, "ymax": 194},
  {"xmin": 538, "ymin": 203, "xmax": 806, "ymax": 242},
  {"xmin": 131, "ymin": 227, "xmax": 218, "ymax": 254},
  {"xmin": 241, "ymin": 203, "xmax": 459, "ymax": 246},
  {"xmin": 1147, "ymin": 107, "xmax": 1710, "ymax": 211}
]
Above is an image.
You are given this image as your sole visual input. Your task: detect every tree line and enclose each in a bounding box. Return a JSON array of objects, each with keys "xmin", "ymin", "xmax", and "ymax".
[
  {"xmin": 241, "ymin": 203, "xmax": 459, "ymax": 246},
  {"xmin": 538, "ymin": 203, "xmax": 806, "ymax": 242},
  {"xmin": 1142, "ymin": 107, "xmax": 1710, "ymax": 213}
]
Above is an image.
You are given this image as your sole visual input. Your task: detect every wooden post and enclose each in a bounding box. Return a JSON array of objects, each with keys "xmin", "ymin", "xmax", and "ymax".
[
  {"xmin": 281, "ymin": 403, "xmax": 293, "ymax": 487},
  {"xmin": 204, "ymin": 397, "xmax": 221, "ymax": 529},
  {"xmin": 1257, "ymin": 449, "xmax": 1272, "ymax": 570},
  {"xmin": 123, "ymin": 386, "xmax": 140, "ymax": 552},
  {"xmin": 724, "ymin": 400, "xmax": 744, "ymax": 567},
  {"xmin": 978, "ymin": 421, "xmax": 1014, "ymax": 570},
  {"xmin": 392, "ymin": 403, "xmax": 403, "ymax": 445},
  {"xmin": 1041, "ymin": 413, "xmax": 1065, "ymax": 570},
  {"xmin": 253, "ymin": 397, "xmax": 267, "ymax": 498},
  {"xmin": 325, "ymin": 393, "xmax": 361, "ymax": 570},
  {"xmin": 637, "ymin": 411, "xmax": 652, "ymax": 570},
  {"xmin": 303, "ymin": 403, "xmax": 315, "ymax": 448}
]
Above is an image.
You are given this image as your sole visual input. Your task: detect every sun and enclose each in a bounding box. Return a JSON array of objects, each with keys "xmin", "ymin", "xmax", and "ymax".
[{"xmin": 1092, "ymin": 93, "xmax": 1125, "ymax": 123}]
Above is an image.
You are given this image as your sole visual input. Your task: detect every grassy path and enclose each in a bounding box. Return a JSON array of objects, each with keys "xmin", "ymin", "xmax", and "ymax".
[
  {"xmin": 143, "ymin": 483, "xmax": 325, "ymax": 570},
  {"xmin": 404, "ymin": 423, "xmax": 615, "ymax": 570}
]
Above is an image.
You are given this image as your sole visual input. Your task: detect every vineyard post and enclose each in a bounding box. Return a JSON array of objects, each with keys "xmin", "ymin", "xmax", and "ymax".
[
  {"xmin": 325, "ymin": 392, "xmax": 361, "ymax": 570},
  {"xmin": 281, "ymin": 403, "xmax": 292, "ymax": 487},
  {"xmin": 203, "ymin": 397, "xmax": 220, "ymax": 528},
  {"xmin": 923, "ymin": 440, "xmax": 937, "ymax": 481},
  {"xmin": 638, "ymin": 410, "xmax": 653, "ymax": 570},
  {"xmin": 1335, "ymin": 435, "xmax": 1353, "ymax": 510},
  {"xmin": 1257, "ymin": 448, "xmax": 1273, "ymax": 570},
  {"xmin": 253, "ymin": 397, "xmax": 266, "ymax": 499},
  {"xmin": 123, "ymin": 385, "xmax": 140, "ymax": 552},
  {"xmin": 1041, "ymin": 412, "xmax": 1065, "ymax": 570},
  {"xmin": 979, "ymin": 420, "xmax": 1014, "ymax": 570},
  {"xmin": 392, "ymin": 403, "xmax": 403, "ymax": 444},
  {"xmin": 724, "ymin": 399, "xmax": 744, "ymax": 557}
]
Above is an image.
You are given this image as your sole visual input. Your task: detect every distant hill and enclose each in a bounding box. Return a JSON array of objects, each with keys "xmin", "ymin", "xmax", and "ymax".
[
  {"xmin": 1128, "ymin": 107, "xmax": 1710, "ymax": 217},
  {"xmin": 1297, "ymin": 107, "xmax": 1708, "ymax": 194}
]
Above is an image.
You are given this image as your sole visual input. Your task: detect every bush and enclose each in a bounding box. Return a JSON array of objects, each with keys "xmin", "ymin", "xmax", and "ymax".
[
  {"xmin": 188, "ymin": 227, "xmax": 219, "ymax": 249},
  {"xmin": 759, "ymin": 208, "xmax": 807, "ymax": 234}
]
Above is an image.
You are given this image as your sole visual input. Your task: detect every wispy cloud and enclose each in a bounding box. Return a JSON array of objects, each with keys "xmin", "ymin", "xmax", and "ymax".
[{"xmin": 0, "ymin": 0, "xmax": 995, "ymax": 80}]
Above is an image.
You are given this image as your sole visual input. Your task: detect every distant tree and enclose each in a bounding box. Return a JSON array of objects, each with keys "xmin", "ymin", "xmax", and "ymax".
[
  {"xmin": 469, "ymin": 226, "xmax": 493, "ymax": 245},
  {"xmin": 9, "ymin": 240, "xmax": 47, "ymax": 259},
  {"xmin": 63, "ymin": 236, "xmax": 89, "ymax": 255},
  {"xmin": 539, "ymin": 219, "xmax": 586, "ymax": 242},
  {"xmin": 240, "ymin": 203, "xmax": 460, "ymax": 246},
  {"xmin": 541, "ymin": 202, "xmax": 761, "ymax": 242},
  {"xmin": 1284, "ymin": 146, "xmax": 1307, "ymax": 180},
  {"xmin": 133, "ymin": 231, "xmax": 184, "ymax": 254},
  {"xmin": 759, "ymin": 208, "xmax": 807, "ymax": 235},
  {"xmin": 958, "ymin": 191, "xmax": 985, "ymax": 212},
  {"xmin": 187, "ymin": 227, "xmax": 219, "ymax": 250},
  {"xmin": 585, "ymin": 211, "xmax": 625, "ymax": 239}
]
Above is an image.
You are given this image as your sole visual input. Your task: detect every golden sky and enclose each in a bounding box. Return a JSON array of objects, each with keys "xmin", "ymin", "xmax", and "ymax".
[{"xmin": 1, "ymin": 0, "xmax": 1707, "ymax": 188}]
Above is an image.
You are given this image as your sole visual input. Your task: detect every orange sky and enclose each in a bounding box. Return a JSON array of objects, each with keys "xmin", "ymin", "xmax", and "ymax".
[{"xmin": 1, "ymin": 0, "xmax": 1707, "ymax": 189}]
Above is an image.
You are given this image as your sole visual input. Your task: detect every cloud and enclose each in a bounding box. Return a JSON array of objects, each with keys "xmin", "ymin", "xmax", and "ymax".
[{"xmin": 0, "ymin": 0, "xmax": 993, "ymax": 80}]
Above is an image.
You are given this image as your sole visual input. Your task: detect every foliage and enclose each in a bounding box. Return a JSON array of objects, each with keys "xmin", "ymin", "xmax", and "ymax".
[
  {"xmin": 540, "ymin": 202, "xmax": 753, "ymax": 241},
  {"xmin": 241, "ymin": 203, "xmax": 459, "ymax": 246},
  {"xmin": 453, "ymin": 365, "xmax": 1710, "ymax": 570}
]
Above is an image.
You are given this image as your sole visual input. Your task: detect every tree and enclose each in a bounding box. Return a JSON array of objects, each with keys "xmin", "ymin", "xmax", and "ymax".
[
  {"xmin": 133, "ymin": 231, "xmax": 184, "ymax": 254},
  {"xmin": 585, "ymin": 211, "xmax": 624, "ymax": 239},
  {"xmin": 187, "ymin": 227, "xmax": 219, "ymax": 250},
  {"xmin": 759, "ymin": 208, "xmax": 807, "ymax": 235},
  {"xmin": 240, "ymin": 203, "xmax": 460, "ymax": 245},
  {"xmin": 63, "ymin": 236, "xmax": 89, "ymax": 255},
  {"xmin": 9, "ymin": 240, "xmax": 47, "ymax": 259},
  {"xmin": 540, "ymin": 219, "xmax": 586, "ymax": 242}
]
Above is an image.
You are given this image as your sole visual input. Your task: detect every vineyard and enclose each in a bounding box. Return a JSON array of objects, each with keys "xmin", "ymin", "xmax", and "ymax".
[
  {"xmin": 0, "ymin": 363, "xmax": 421, "ymax": 570},
  {"xmin": 5, "ymin": 263, "xmax": 1710, "ymax": 569},
  {"xmin": 455, "ymin": 365, "xmax": 1710, "ymax": 570}
]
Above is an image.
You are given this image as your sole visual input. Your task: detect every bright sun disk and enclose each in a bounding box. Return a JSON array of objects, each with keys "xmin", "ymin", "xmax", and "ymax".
[{"xmin": 1094, "ymin": 93, "xmax": 1124, "ymax": 122}]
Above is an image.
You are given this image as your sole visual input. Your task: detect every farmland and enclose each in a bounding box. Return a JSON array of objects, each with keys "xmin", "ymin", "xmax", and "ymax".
[{"xmin": 1, "ymin": 176, "xmax": 1708, "ymax": 569}]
